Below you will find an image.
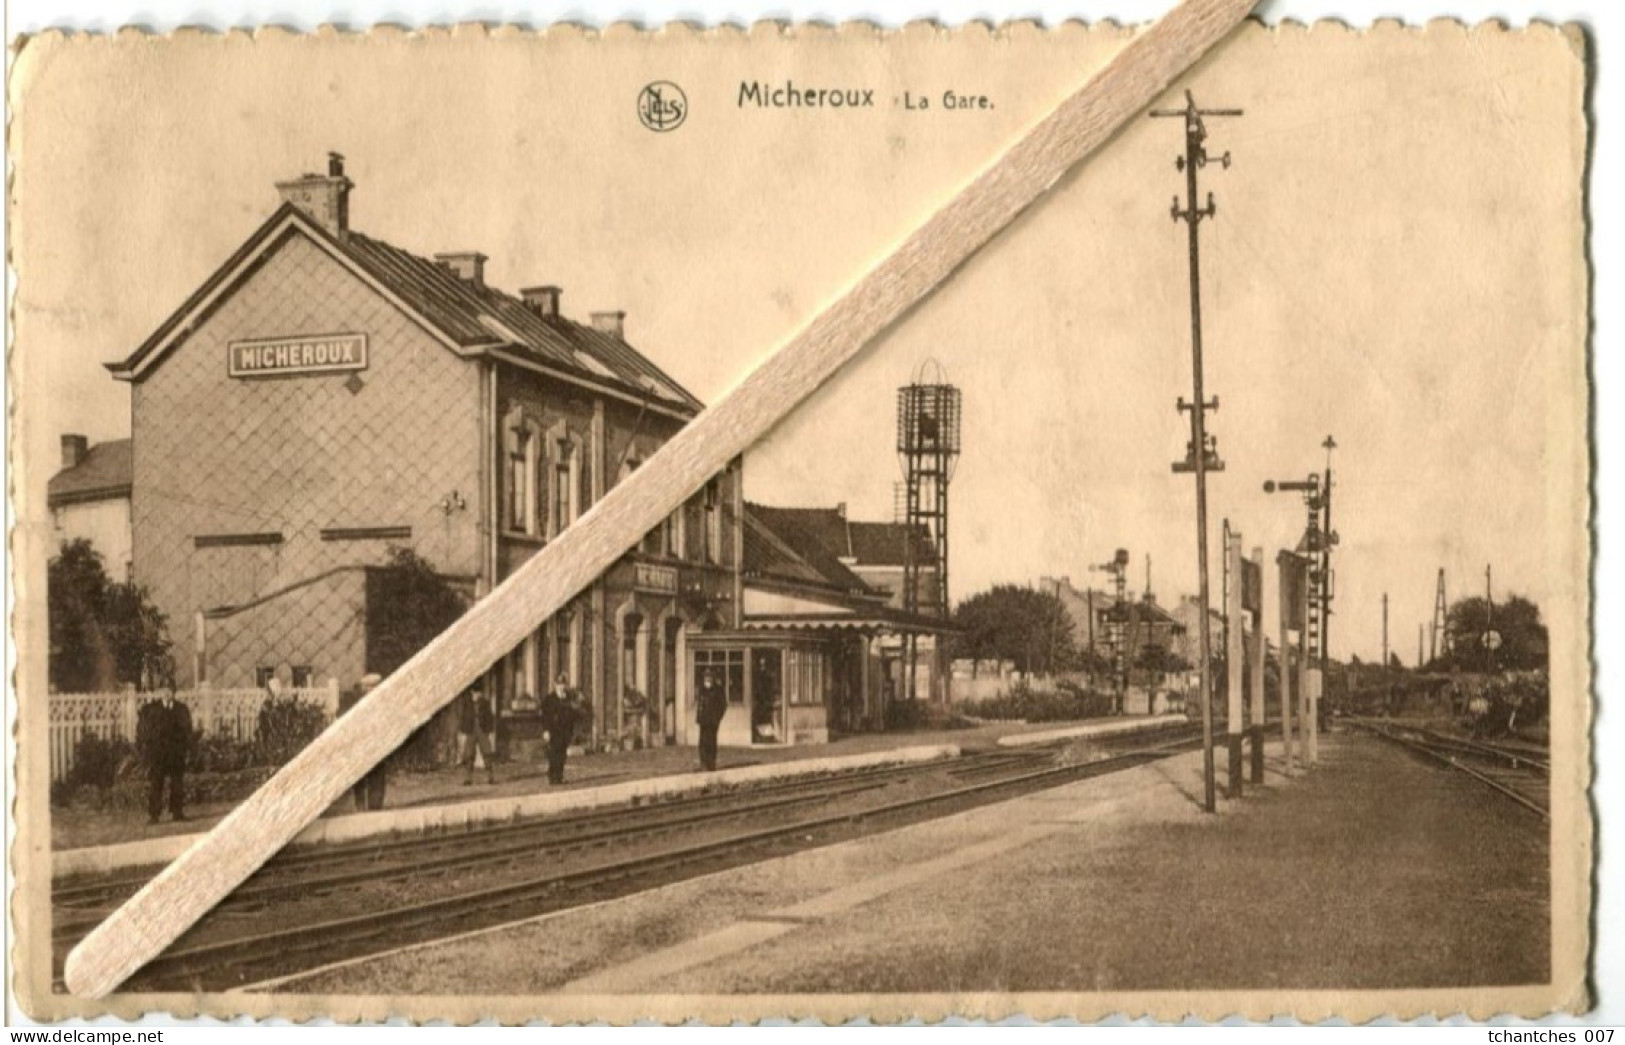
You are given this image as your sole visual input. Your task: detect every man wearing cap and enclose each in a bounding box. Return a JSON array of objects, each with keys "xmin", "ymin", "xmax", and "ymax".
[
  {"xmin": 338, "ymin": 673, "xmax": 389, "ymax": 810},
  {"xmin": 458, "ymin": 681, "xmax": 497, "ymax": 786},
  {"xmin": 695, "ymin": 667, "xmax": 728, "ymax": 772},
  {"xmin": 540, "ymin": 673, "xmax": 582, "ymax": 785}
]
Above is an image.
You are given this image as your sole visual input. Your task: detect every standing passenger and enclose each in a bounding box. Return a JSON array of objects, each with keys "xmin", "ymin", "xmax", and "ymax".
[
  {"xmin": 137, "ymin": 683, "xmax": 193, "ymax": 824},
  {"xmin": 696, "ymin": 668, "xmax": 727, "ymax": 772},
  {"xmin": 458, "ymin": 682, "xmax": 497, "ymax": 786},
  {"xmin": 339, "ymin": 673, "xmax": 388, "ymax": 810},
  {"xmin": 540, "ymin": 673, "xmax": 580, "ymax": 785}
]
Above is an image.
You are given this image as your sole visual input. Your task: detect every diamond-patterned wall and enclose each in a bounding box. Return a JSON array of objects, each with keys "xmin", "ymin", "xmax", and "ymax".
[
  {"xmin": 204, "ymin": 567, "xmax": 369, "ymax": 689},
  {"xmin": 132, "ymin": 231, "xmax": 483, "ymax": 688}
]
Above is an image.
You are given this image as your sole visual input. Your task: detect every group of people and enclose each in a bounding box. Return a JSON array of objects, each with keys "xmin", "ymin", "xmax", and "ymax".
[
  {"xmin": 457, "ymin": 673, "xmax": 587, "ymax": 786},
  {"xmin": 129, "ymin": 666, "xmax": 734, "ymax": 831}
]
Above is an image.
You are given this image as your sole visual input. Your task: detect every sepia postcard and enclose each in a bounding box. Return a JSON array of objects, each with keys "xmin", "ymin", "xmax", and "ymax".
[{"xmin": 6, "ymin": 18, "xmax": 1591, "ymax": 1023}]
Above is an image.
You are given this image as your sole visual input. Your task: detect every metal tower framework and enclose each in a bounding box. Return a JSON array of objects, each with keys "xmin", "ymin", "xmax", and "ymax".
[
  {"xmin": 896, "ymin": 364, "xmax": 961, "ymax": 703},
  {"xmin": 1091, "ymin": 548, "xmax": 1132, "ymax": 711}
]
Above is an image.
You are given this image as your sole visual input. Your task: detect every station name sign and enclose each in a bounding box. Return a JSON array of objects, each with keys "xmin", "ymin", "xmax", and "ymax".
[{"xmin": 228, "ymin": 333, "xmax": 368, "ymax": 378}]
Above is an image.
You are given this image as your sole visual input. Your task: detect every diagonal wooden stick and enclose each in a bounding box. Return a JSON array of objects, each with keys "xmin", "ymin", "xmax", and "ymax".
[{"xmin": 64, "ymin": 0, "xmax": 1256, "ymax": 998}]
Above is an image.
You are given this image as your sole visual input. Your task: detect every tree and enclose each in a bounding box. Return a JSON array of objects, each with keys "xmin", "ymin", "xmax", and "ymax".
[
  {"xmin": 364, "ymin": 548, "xmax": 471, "ymax": 768},
  {"xmin": 365, "ymin": 547, "xmax": 469, "ymax": 675},
  {"xmin": 48, "ymin": 538, "xmax": 172, "ymax": 692},
  {"xmin": 1134, "ymin": 643, "xmax": 1191, "ymax": 676},
  {"xmin": 1438, "ymin": 594, "xmax": 1547, "ymax": 673},
  {"xmin": 950, "ymin": 585, "xmax": 1079, "ymax": 675}
]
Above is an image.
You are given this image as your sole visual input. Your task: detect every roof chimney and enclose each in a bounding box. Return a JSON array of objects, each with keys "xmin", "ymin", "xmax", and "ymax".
[
  {"xmin": 275, "ymin": 152, "xmax": 353, "ymax": 238},
  {"xmin": 835, "ymin": 501, "xmax": 846, "ymax": 519},
  {"xmin": 590, "ymin": 311, "xmax": 626, "ymax": 339},
  {"xmin": 434, "ymin": 252, "xmax": 487, "ymax": 288},
  {"xmin": 521, "ymin": 286, "xmax": 562, "ymax": 318},
  {"xmin": 61, "ymin": 434, "xmax": 89, "ymax": 471}
]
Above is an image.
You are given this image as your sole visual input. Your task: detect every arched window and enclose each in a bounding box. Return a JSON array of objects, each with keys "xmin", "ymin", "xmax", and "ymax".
[
  {"xmin": 549, "ymin": 430, "xmax": 581, "ymax": 538},
  {"xmin": 504, "ymin": 406, "xmax": 541, "ymax": 536}
]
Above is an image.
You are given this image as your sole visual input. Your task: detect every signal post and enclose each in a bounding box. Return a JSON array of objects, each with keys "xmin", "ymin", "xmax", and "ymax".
[
  {"xmin": 1247, "ymin": 545, "xmax": 1266, "ymax": 782},
  {"xmin": 1224, "ymin": 526, "xmax": 1245, "ymax": 795}
]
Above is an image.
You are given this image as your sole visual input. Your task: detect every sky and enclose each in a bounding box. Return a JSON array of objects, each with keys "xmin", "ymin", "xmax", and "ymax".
[{"xmin": 8, "ymin": 20, "xmax": 1587, "ymax": 668}]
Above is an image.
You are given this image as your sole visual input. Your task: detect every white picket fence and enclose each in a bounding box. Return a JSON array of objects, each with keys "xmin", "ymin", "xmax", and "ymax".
[{"xmin": 48, "ymin": 682, "xmax": 340, "ymax": 783}]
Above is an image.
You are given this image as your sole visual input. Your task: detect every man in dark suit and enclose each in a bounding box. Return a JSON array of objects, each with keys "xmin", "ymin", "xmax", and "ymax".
[
  {"xmin": 339, "ymin": 673, "xmax": 388, "ymax": 810},
  {"xmin": 540, "ymin": 673, "xmax": 581, "ymax": 785},
  {"xmin": 695, "ymin": 668, "xmax": 728, "ymax": 772},
  {"xmin": 137, "ymin": 683, "xmax": 193, "ymax": 824},
  {"xmin": 458, "ymin": 681, "xmax": 497, "ymax": 786}
]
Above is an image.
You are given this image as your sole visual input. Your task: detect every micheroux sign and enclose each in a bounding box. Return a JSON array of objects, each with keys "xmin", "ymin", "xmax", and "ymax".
[{"xmin": 228, "ymin": 333, "xmax": 368, "ymax": 378}]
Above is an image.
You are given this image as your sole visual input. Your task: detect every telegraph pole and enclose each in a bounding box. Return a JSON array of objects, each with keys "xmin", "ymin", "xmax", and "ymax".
[
  {"xmin": 1431, "ymin": 568, "xmax": 1448, "ymax": 664},
  {"xmin": 1382, "ymin": 592, "xmax": 1389, "ymax": 669},
  {"xmin": 1319, "ymin": 435, "xmax": 1338, "ymax": 672},
  {"xmin": 1154, "ymin": 90, "xmax": 1241, "ymax": 814}
]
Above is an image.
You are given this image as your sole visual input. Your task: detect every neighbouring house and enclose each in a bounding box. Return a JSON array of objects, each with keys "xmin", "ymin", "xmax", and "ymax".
[{"xmin": 48, "ymin": 435, "xmax": 133, "ymax": 580}]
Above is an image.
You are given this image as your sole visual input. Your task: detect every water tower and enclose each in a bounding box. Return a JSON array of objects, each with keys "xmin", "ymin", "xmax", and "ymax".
[{"xmin": 896, "ymin": 360, "xmax": 962, "ymax": 702}]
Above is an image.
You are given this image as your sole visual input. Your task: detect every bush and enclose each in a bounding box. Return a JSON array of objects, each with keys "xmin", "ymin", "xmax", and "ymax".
[
  {"xmin": 961, "ymin": 681, "xmax": 1116, "ymax": 724},
  {"xmin": 254, "ymin": 697, "xmax": 329, "ymax": 765},
  {"xmin": 884, "ymin": 699, "xmax": 976, "ymax": 732},
  {"xmin": 191, "ymin": 731, "xmax": 256, "ymax": 774},
  {"xmin": 1464, "ymin": 672, "xmax": 1549, "ymax": 738},
  {"xmin": 67, "ymin": 732, "xmax": 135, "ymax": 793}
]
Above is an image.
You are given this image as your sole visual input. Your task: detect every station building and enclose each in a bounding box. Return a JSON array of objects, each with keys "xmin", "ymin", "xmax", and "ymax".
[{"xmin": 110, "ymin": 156, "xmax": 947, "ymax": 753}]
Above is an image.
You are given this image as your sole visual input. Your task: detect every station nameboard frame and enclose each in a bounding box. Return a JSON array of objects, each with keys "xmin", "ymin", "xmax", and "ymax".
[{"xmin": 228, "ymin": 333, "xmax": 369, "ymax": 379}]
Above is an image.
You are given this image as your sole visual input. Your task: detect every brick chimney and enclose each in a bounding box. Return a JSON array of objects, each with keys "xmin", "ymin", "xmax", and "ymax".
[
  {"xmin": 521, "ymin": 286, "xmax": 562, "ymax": 318},
  {"xmin": 275, "ymin": 152, "xmax": 353, "ymax": 238},
  {"xmin": 590, "ymin": 311, "xmax": 626, "ymax": 339},
  {"xmin": 435, "ymin": 252, "xmax": 488, "ymax": 288},
  {"xmin": 61, "ymin": 434, "xmax": 89, "ymax": 470}
]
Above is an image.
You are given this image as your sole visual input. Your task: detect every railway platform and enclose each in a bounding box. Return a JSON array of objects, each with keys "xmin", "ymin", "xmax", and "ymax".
[
  {"xmin": 277, "ymin": 728, "xmax": 1552, "ymax": 1004},
  {"xmin": 52, "ymin": 714, "xmax": 1182, "ymax": 877}
]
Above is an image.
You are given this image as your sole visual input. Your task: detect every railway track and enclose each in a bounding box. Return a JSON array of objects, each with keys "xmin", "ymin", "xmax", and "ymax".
[
  {"xmin": 58, "ymin": 728, "xmax": 1200, "ymax": 993},
  {"xmin": 53, "ymin": 747, "xmax": 1054, "ymax": 937},
  {"xmin": 1349, "ymin": 719, "xmax": 1549, "ymax": 820}
]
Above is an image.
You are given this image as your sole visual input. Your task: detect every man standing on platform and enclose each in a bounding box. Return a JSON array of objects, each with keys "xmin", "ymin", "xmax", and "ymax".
[
  {"xmin": 339, "ymin": 673, "xmax": 389, "ymax": 810},
  {"xmin": 458, "ymin": 681, "xmax": 497, "ymax": 786},
  {"xmin": 696, "ymin": 667, "xmax": 727, "ymax": 772},
  {"xmin": 137, "ymin": 682, "xmax": 192, "ymax": 824},
  {"xmin": 540, "ymin": 673, "xmax": 581, "ymax": 785}
]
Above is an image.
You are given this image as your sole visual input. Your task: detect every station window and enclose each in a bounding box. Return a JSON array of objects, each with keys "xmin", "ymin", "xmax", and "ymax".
[
  {"xmin": 554, "ymin": 611, "xmax": 575, "ymax": 685},
  {"xmin": 667, "ymin": 510, "xmax": 684, "ymax": 561},
  {"xmin": 291, "ymin": 665, "xmax": 314, "ymax": 689},
  {"xmin": 552, "ymin": 439, "xmax": 577, "ymax": 537},
  {"xmin": 786, "ymin": 649, "xmax": 824, "ymax": 706},
  {"xmin": 255, "ymin": 666, "xmax": 277, "ymax": 689},
  {"xmin": 694, "ymin": 649, "xmax": 745, "ymax": 705},
  {"xmin": 702, "ymin": 479, "xmax": 722, "ymax": 565},
  {"xmin": 622, "ymin": 615, "xmax": 643, "ymax": 693},
  {"xmin": 508, "ymin": 429, "xmax": 530, "ymax": 532}
]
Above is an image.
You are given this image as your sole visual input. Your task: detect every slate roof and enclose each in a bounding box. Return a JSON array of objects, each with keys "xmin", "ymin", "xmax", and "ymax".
[
  {"xmin": 110, "ymin": 204, "xmax": 703, "ymax": 414},
  {"xmin": 743, "ymin": 504, "xmax": 935, "ymax": 572},
  {"xmin": 1103, "ymin": 598, "xmax": 1184, "ymax": 628},
  {"xmin": 47, "ymin": 439, "xmax": 133, "ymax": 509},
  {"xmin": 743, "ymin": 504, "xmax": 873, "ymax": 596}
]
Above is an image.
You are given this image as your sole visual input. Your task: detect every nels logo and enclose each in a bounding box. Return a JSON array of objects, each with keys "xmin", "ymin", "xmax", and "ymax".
[{"xmin": 637, "ymin": 81, "xmax": 687, "ymax": 133}]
